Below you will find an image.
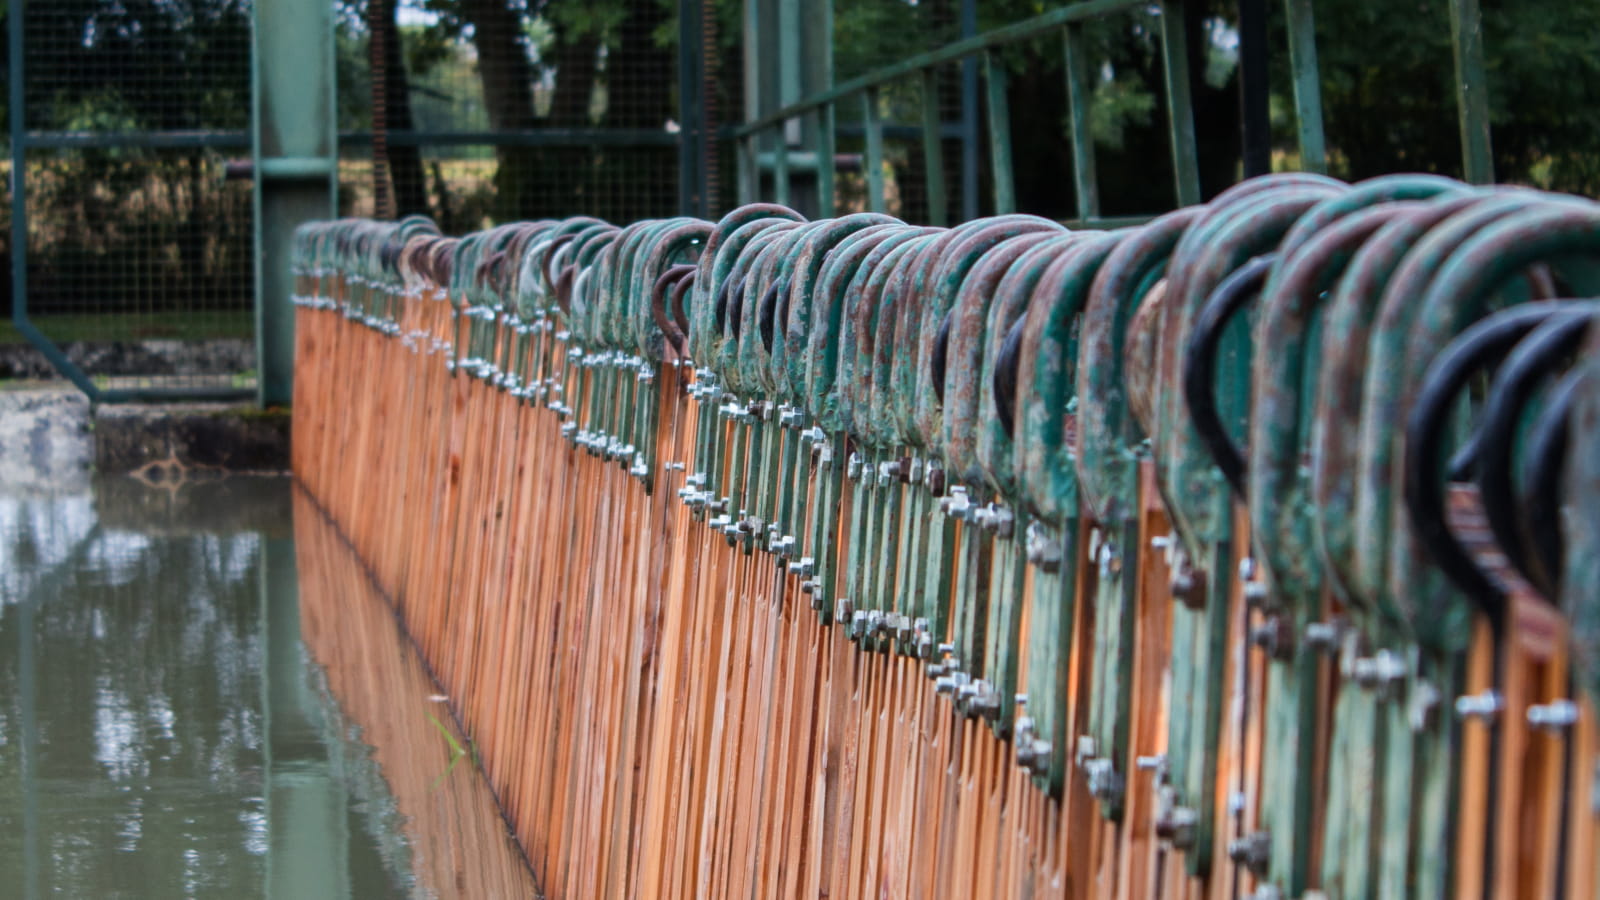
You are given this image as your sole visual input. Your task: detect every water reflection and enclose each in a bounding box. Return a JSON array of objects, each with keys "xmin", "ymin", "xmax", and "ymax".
[
  {"xmin": 0, "ymin": 474, "xmax": 534, "ymax": 898},
  {"xmin": 293, "ymin": 489, "xmax": 541, "ymax": 900}
]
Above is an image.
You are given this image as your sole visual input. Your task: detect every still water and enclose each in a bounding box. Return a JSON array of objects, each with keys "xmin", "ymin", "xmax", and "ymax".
[{"xmin": 0, "ymin": 475, "xmax": 539, "ymax": 899}]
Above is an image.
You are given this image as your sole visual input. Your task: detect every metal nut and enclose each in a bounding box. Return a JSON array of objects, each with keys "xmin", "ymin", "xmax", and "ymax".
[
  {"xmin": 1528, "ymin": 699, "xmax": 1580, "ymax": 731},
  {"xmin": 1455, "ymin": 690, "xmax": 1503, "ymax": 722},
  {"xmin": 1227, "ymin": 830, "xmax": 1271, "ymax": 873}
]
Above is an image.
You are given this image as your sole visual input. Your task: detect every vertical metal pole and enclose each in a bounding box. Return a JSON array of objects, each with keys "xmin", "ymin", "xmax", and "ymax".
[
  {"xmin": 1158, "ymin": 0, "xmax": 1203, "ymax": 207},
  {"xmin": 919, "ymin": 69, "xmax": 949, "ymax": 226},
  {"xmin": 959, "ymin": 0, "xmax": 978, "ymax": 221},
  {"xmin": 253, "ymin": 0, "xmax": 337, "ymax": 407},
  {"xmin": 817, "ymin": 103, "xmax": 836, "ymax": 217},
  {"xmin": 742, "ymin": 0, "xmax": 763, "ymax": 203},
  {"xmin": 261, "ymin": 536, "xmax": 352, "ymax": 899},
  {"xmin": 1283, "ymin": 0, "xmax": 1328, "ymax": 173},
  {"xmin": 8, "ymin": 0, "xmax": 27, "ymax": 377},
  {"xmin": 738, "ymin": 136, "xmax": 756, "ymax": 205},
  {"xmin": 678, "ymin": 0, "xmax": 708, "ymax": 217},
  {"xmin": 805, "ymin": 0, "xmax": 834, "ymax": 217},
  {"xmin": 1238, "ymin": 0, "xmax": 1272, "ymax": 177},
  {"xmin": 1062, "ymin": 24, "xmax": 1099, "ymax": 221},
  {"xmin": 1449, "ymin": 0, "xmax": 1494, "ymax": 184},
  {"xmin": 863, "ymin": 89, "xmax": 886, "ymax": 214},
  {"xmin": 773, "ymin": 130, "xmax": 791, "ymax": 208},
  {"xmin": 19, "ymin": 560, "xmax": 39, "ymax": 900},
  {"xmin": 983, "ymin": 54, "xmax": 1015, "ymax": 216}
]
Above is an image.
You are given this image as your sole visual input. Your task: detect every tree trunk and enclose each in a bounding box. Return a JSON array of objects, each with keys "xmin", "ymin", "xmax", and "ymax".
[
  {"xmin": 373, "ymin": 0, "xmax": 428, "ymax": 216},
  {"xmin": 462, "ymin": 0, "xmax": 547, "ymax": 220}
]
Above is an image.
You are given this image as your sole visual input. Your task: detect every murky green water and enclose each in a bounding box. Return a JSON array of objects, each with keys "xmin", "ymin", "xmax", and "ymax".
[{"xmin": 0, "ymin": 475, "xmax": 535, "ymax": 899}]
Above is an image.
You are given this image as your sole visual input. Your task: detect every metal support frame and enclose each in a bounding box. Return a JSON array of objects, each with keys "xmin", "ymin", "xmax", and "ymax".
[
  {"xmin": 7, "ymin": 0, "xmax": 257, "ymax": 404},
  {"xmin": 252, "ymin": 0, "xmax": 337, "ymax": 406}
]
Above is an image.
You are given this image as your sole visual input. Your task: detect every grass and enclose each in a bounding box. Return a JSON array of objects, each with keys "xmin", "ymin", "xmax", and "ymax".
[
  {"xmin": 0, "ymin": 310, "xmax": 254, "ymax": 345},
  {"xmin": 425, "ymin": 707, "xmax": 479, "ymax": 790}
]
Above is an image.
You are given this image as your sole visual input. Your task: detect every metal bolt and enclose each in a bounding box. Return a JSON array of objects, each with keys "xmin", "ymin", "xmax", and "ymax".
[
  {"xmin": 1135, "ymin": 754, "xmax": 1167, "ymax": 774},
  {"xmin": 663, "ymin": 461, "xmax": 686, "ymax": 472},
  {"xmin": 1249, "ymin": 616, "xmax": 1294, "ymax": 661},
  {"xmin": 876, "ymin": 463, "xmax": 894, "ymax": 488},
  {"xmin": 800, "ymin": 579, "xmax": 819, "ymax": 596},
  {"xmin": 939, "ymin": 486, "xmax": 971, "ymax": 520},
  {"xmin": 1014, "ymin": 720, "xmax": 1052, "ymax": 775},
  {"xmin": 1302, "ymin": 621, "xmax": 1341, "ymax": 655},
  {"xmin": 937, "ymin": 642, "xmax": 956, "ymax": 656},
  {"xmin": 1238, "ymin": 556, "xmax": 1256, "ymax": 581},
  {"xmin": 1153, "ymin": 803, "xmax": 1198, "ymax": 848},
  {"xmin": 1075, "ymin": 736, "xmax": 1098, "ymax": 767},
  {"xmin": 1084, "ymin": 758, "xmax": 1123, "ymax": 802},
  {"xmin": 1025, "ymin": 521, "xmax": 1063, "ymax": 572},
  {"xmin": 968, "ymin": 681, "xmax": 1001, "ymax": 720},
  {"xmin": 985, "ymin": 504, "xmax": 1015, "ymax": 538},
  {"xmin": 847, "ymin": 453, "xmax": 863, "ymax": 480},
  {"xmin": 892, "ymin": 615, "xmax": 914, "ymax": 643},
  {"xmin": 926, "ymin": 662, "xmax": 948, "ymax": 679},
  {"xmin": 788, "ymin": 556, "xmax": 814, "ymax": 578},
  {"xmin": 1455, "ymin": 690, "xmax": 1503, "ymax": 722},
  {"xmin": 866, "ymin": 610, "xmax": 886, "ymax": 637},
  {"xmin": 1243, "ymin": 580, "xmax": 1269, "ymax": 608},
  {"xmin": 1227, "ymin": 831, "xmax": 1271, "ymax": 873},
  {"xmin": 835, "ymin": 597, "xmax": 853, "ymax": 623},
  {"xmin": 924, "ymin": 466, "xmax": 946, "ymax": 496},
  {"xmin": 850, "ymin": 610, "xmax": 869, "ymax": 640},
  {"xmin": 1409, "ymin": 680, "xmax": 1441, "ymax": 732},
  {"xmin": 1351, "ymin": 649, "xmax": 1407, "ymax": 695},
  {"xmin": 1528, "ymin": 699, "xmax": 1580, "ymax": 731},
  {"xmin": 934, "ymin": 676, "xmax": 958, "ymax": 695},
  {"xmin": 1170, "ymin": 561, "xmax": 1203, "ymax": 608}
]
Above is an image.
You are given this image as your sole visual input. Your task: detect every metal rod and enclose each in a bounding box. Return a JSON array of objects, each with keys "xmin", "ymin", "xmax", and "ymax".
[{"xmin": 1239, "ymin": 0, "xmax": 1272, "ymax": 177}]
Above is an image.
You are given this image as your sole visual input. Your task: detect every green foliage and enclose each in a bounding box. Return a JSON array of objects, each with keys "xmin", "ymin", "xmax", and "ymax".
[{"xmin": 1292, "ymin": 0, "xmax": 1600, "ymax": 193}]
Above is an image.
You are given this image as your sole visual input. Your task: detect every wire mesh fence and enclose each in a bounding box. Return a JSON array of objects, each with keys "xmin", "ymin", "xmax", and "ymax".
[
  {"xmin": 336, "ymin": 0, "xmax": 687, "ymax": 228},
  {"xmin": 6, "ymin": 0, "xmax": 257, "ymax": 395}
]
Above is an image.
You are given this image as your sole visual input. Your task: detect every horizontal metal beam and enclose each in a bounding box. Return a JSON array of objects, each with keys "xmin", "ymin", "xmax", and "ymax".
[
  {"xmin": 22, "ymin": 130, "xmax": 250, "ymax": 150},
  {"xmin": 338, "ymin": 128, "xmax": 680, "ymax": 148},
  {"xmin": 734, "ymin": 0, "xmax": 1145, "ymax": 137}
]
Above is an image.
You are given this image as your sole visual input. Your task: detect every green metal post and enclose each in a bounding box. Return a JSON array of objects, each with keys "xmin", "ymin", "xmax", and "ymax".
[
  {"xmin": 1158, "ymin": 0, "xmax": 1202, "ymax": 207},
  {"xmin": 253, "ymin": 0, "xmax": 337, "ymax": 407},
  {"xmin": 1448, "ymin": 0, "xmax": 1494, "ymax": 184},
  {"xmin": 806, "ymin": 0, "xmax": 835, "ymax": 217},
  {"xmin": 743, "ymin": 0, "xmax": 764, "ymax": 203},
  {"xmin": 984, "ymin": 54, "xmax": 1016, "ymax": 215},
  {"xmin": 920, "ymin": 69, "xmax": 949, "ymax": 226},
  {"xmin": 1062, "ymin": 24, "xmax": 1099, "ymax": 221},
  {"xmin": 678, "ymin": 0, "xmax": 709, "ymax": 217},
  {"xmin": 1283, "ymin": 0, "xmax": 1328, "ymax": 173},
  {"xmin": 864, "ymin": 89, "xmax": 887, "ymax": 214}
]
